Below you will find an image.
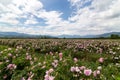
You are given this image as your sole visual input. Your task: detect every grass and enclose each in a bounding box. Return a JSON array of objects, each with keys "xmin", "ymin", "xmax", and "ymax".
[{"xmin": 0, "ymin": 39, "xmax": 120, "ymax": 80}]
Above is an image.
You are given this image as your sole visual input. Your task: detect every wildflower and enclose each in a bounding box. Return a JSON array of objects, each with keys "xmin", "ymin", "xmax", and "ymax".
[
  {"xmin": 8, "ymin": 48, "xmax": 12, "ymax": 50},
  {"xmin": 93, "ymin": 70, "xmax": 100, "ymax": 77},
  {"xmin": 43, "ymin": 61, "xmax": 46, "ymax": 64},
  {"xmin": 84, "ymin": 69, "xmax": 92, "ymax": 76},
  {"xmin": 54, "ymin": 60, "xmax": 58, "ymax": 63},
  {"xmin": 52, "ymin": 62, "xmax": 58, "ymax": 68},
  {"xmin": 99, "ymin": 48, "xmax": 103, "ymax": 53},
  {"xmin": 97, "ymin": 66, "xmax": 102, "ymax": 70},
  {"xmin": 34, "ymin": 57, "xmax": 37, "ymax": 61},
  {"xmin": 45, "ymin": 68, "xmax": 55, "ymax": 80},
  {"xmin": 16, "ymin": 54, "xmax": 18, "ymax": 56},
  {"xmin": 49, "ymin": 68, "xmax": 54, "ymax": 73},
  {"xmin": 98, "ymin": 57, "xmax": 104, "ymax": 63},
  {"xmin": 49, "ymin": 76, "xmax": 55, "ymax": 80},
  {"xmin": 70, "ymin": 66, "xmax": 81, "ymax": 73},
  {"xmin": 50, "ymin": 52, "xmax": 53, "ymax": 55},
  {"xmin": 93, "ymin": 71, "xmax": 97, "ymax": 77},
  {"xmin": 74, "ymin": 58, "xmax": 78, "ymax": 63},
  {"xmin": 26, "ymin": 55, "xmax": 32, "ymax": 60},
  {"xmin": 26, "ymin": 53, "xmax": 29, "ymax": 55},
  {"xmin": 44, "ymin": 75, "xmax": 55, "ymax": 80},
  {"xmin": 70, "ymin": 67, "xmax": 75, "ymax": 72},
  {"xmin": 52, "ymin": 60, "xmax": 58, "ymax": 68},
  {"xmin": 79, "ymin": 66, "xmax": 86, "ymax": 70},
  {"xmin": 6, "ymin": 60, "xmax": 9, "ymax": 63},
  {"xmin": 16, "ymin": 49, "xmax": 18, "ymax": 51},
  {"xmin": 59, "ymin": 52, "xmax": 63, "ymax": 60},
  {"xmin": 8, "ymin": 53, "xmax": 12, "ymax": 57},
  {"xmin": 75, "ymin": 67, "xmax": 80, "ymax": 72},
  {"xmin": 96, "ymin": 70, "xmax": 100, "ymax": 75},
  {"xmin": 7, "ymin": 64, "xmax": 17, "ymax": 70},
  {"xmin": 114, "ymin": 57, "xmax": 119, "ymax": 59},
  {"xmin": 13, "ymin": 56, "xmax": 16, "ymax": 59},
  {"xmin": 38, "ymin": 63, "xmax": 41, "ymax": 66},
  {"xmin": 4, "ymin": 49, "xmax": 7, "ymax": 51},
  {"xmin": 42, "ymin": 66, "xmax": 46, "ymax": 69},
  {"xmin": 46, "ymin": 68, "xmax": 54, "ymax": 75}
]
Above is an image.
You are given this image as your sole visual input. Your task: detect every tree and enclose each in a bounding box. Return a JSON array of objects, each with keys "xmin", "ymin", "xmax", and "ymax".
[{"xmin": 110, "ymin": 34, "xmax": 119, "ymax": 39}]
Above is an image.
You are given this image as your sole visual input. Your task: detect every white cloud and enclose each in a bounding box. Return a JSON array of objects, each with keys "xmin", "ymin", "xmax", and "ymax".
[
  {"xmin": 25, "ymin": 19, "xmax": 38, "ymax": 25},
  {"xmin": 67, "ymin": 0, "xmax": 120, "ymax": 35},
  {"xmin": 0, "ymin": 26, "xmax": 18, "ymax": 32},
  {"xmin": 12, "ymin": 0, "xmax": 43, "ymax": 13},
  {"xmin": 24, "ymin": 15, "xmax": 38, "ymax": 25},
  {"xmin": 0, "ymin": 13, "xmax": 19, "ymax": 24},
  {"xmin": 0, "ymin": 0, "xmax": 120, "ymax": 36},
  {"xmin": 37, "ymin": 10, "xmax": 63, "ymax": 25},
  {"xmin": 91, "ymin": 0, "xmax": 113, "ymax": 11},
  {"xmin": 0, "ymin": 0, "xmax": 12, "ymax": 5}
]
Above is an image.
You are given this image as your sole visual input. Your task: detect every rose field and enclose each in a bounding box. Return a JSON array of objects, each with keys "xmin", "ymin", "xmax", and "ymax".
[{"xmin": 0, "ymin": 39, "xmax": 120, "ymax": 80}]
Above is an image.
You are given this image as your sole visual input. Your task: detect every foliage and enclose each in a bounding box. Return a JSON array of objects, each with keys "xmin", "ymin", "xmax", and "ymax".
[{"xmin": 0, "ymin": 39, "xmax": 120, "ymax": 80}]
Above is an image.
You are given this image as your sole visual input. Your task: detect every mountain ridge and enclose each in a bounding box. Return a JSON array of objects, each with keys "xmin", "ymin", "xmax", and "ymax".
[
  {"xmin": 0, "ymin": 32, "xmax": 120, "ymax": 38},
  {"xmin": 57, "ymin": 32, "xmax": 120, "ymax": 38}
]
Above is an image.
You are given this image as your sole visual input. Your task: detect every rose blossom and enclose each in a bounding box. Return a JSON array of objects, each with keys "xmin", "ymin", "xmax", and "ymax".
[
  {"xmin": 84, "ymin": 69, "xmax": 92, "ymax": 76},
  {"xmin": 98, "ymin": 57, "xmax": 104, "ymax": 63}
]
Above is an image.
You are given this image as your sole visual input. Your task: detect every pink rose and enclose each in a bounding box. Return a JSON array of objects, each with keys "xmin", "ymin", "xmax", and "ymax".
[
  {"xmin": 73, "ymin": 58, "xmax": 78, "ymax": 63},
  {"xmin": 7, "ymin": 64, "xmax": 16, "ymax": 70},
  {"xmin": 84, "ymin": 69, "xmax": 92, "ymax": 76},
  {"xmin": 98, "ymin": 57, "xmax": 104, "ymax": 63},
  {"xmin": 59, "ymin": 53, "xmax": 63, "ymax": 60}
]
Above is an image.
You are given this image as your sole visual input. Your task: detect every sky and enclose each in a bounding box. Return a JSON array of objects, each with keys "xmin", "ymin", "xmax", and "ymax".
[{"xmin": 0, "ymin": 0, "xmax": 120, "ymax": 36}]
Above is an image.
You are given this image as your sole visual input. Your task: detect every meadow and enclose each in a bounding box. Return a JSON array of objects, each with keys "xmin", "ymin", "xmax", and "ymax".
[{"xmin": 0, "ymin": 39, "xmax": 120, "ymax": 80}]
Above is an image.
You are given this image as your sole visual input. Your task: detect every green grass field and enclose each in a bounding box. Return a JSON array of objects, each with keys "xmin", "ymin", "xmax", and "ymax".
[{"xmin": 0, "ymin": 39, "xmax": 120, "ymax": 80}]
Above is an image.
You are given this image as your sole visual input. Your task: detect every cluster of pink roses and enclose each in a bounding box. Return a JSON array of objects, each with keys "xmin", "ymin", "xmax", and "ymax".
[
  {"xmin": 70, "ymin": 66, "xmax": 101, "ymax": 77},
  {"xmin": 7, "ymin": 64, "xmax": 17, "ymax": 70},
  {"xmin": 44, "ymin": 68, "xmax": 55, "ymax": 80}
]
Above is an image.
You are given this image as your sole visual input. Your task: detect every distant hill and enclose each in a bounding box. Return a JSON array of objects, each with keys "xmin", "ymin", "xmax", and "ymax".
[
  {"xmin": 97, "ymin": 32, "xmax": 120, "ymax": 38},
  {"xmin": 0, "ymin": 32, "xmax": 120, "ymax": 38},
  {"xmin": 57, "ymin": 34, "xmax": 95, "ymax": 38},
  {"xmin": 57, "ymin": 35, "xmax": 82, "ymax": 38},
  {"xmin": 0, "ymin": 32, "xmax": 34, "ymax": 38},
  {"xmin": 0, "ymin": 32, "xmax": 56, "ymax": 38},
  {"xmin": 57, "ymin": 32, "xmax": 120, "ymax": 38}
]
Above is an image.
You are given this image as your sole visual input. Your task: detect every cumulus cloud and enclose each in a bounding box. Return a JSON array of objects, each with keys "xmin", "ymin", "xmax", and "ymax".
[
  {"xmin": 0, "ymin": 0, "xmax": 120, "ymax": 36},
  {"xmin": 0, "ymin": 13, "xmax": 19, "ymax": 24},
  {"xmin": 68, "ymin": 0, "xmax": 120, "ymax": 35},
  {"xmin": 24, "ymin": 15, "xmax": 38, "ymax": 25},
  {"xmin": 37, "ymin": 10, "xmax": 63, "ymax": 25}
]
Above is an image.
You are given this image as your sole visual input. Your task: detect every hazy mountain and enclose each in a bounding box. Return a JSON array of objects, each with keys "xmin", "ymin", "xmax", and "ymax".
[
  {"xmin": 57, "ymin": 34, "xmax": 95, "ymax": 38},
  {"xmin": 0, "ymin": 32, "xmax": 57, "ymax": 38},
  {"xmin": 97, "ymin": 32, "xmax": 120, "ymax": 38},
  {"xmin": 57, "ymin": 35, "xmax": 82, "ymax": 38},
  {"xmin": 0, "ymin": 32, "xmax": 120, "ymax": 38},
  {"xmin": 0, "ymin": 32, "xmax": 33, "ymax": 38},
  {"xmin": 57, "ymin": 32, "xmax": 120, "ymax": 38}
]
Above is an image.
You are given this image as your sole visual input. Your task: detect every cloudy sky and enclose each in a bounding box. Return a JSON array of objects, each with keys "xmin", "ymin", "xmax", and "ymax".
[{"xmin": 0, "ymin": 0, "xmax": 120, "ymax": 36}]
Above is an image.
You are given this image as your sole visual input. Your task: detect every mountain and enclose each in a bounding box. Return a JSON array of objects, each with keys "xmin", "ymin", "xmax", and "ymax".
[
  {"xmin": 97, "ymin": 32, "xmax": 120, "ymax": 38},
  {"xmin": 0, "ymin": 32, "xmax": 33, "ymax": 38},
  {"xmin": 57, "ymin": 35, "xmax": 82, "ymax": 38},
  {"xmin": 57, "ymin": 32, "xmax": 120, "ymax": 38},
  {"xmin": 0, "ymin": 32, "xmax": 56, "ymax": 38},
  {"xmin": 57, "ymin": 34, "xmax": 96, "ymax": 38},
  {"xmin": 0, "ymin": 32, "xmax": 120, "ymax": 38}
]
